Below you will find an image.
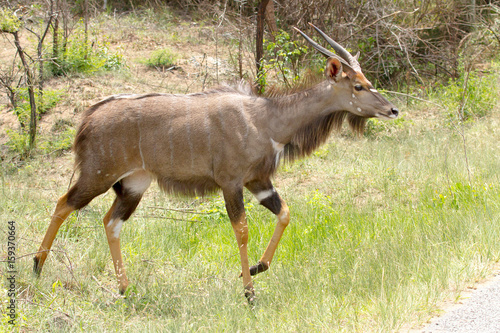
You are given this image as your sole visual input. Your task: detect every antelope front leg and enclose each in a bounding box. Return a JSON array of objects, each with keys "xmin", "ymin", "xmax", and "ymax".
[
  {"xmin": 246, "ymin": 183, "xmax": 290, "ymax": 276},
  {"xmin": 251, "ymin": 200, "xmax": 289, "ymax": 275},
  {"xmin": 34, "ymin": 194, "xmax": 75, "ymax": 275},
  {"xmin": 223, "ymin": 187, "xmax": 255, "ymax": 302}
]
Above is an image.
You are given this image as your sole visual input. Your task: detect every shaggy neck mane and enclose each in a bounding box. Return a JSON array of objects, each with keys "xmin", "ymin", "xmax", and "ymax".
[
  {"xmin": 259, "ymin": 78, "xmax": 368, "ymax": 163},
  {"xmin": 283, "ymin": 111, "xmax": 367, "ymax": 162}
]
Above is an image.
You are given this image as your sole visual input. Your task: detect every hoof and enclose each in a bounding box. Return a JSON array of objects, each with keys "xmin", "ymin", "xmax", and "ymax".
[
  {"xmin": 33, "ymin": 257, "xmax": 41, "ymax": 276},
  {"xmin": 249, "ymin": 261, "xmax": 269, "ymax": 276},
  {"xmin": 245, "ymin": 289, "xmax": 256, "ymax": 304}
]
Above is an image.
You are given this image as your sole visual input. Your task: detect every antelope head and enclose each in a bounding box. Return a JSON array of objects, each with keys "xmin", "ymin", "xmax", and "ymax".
[{"xmin": 295, "ymin": 23, "xmax": 399, "ymax": 120}]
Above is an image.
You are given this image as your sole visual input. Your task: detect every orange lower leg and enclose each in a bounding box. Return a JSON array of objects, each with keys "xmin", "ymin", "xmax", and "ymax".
[
  {"xmin": 231, "ymin": 213, "xmax": 254, "ymax": 301},
  {"xmin": 34, "ymin": 194, "xmax": 75, "ymax": 275},
  {"xmin": 250, "ymin": 202, "xmax": 289, "ymax": 275},
  {"xmin": 103, "ymin": 201, "xmax": 129, "ymax": 294}
]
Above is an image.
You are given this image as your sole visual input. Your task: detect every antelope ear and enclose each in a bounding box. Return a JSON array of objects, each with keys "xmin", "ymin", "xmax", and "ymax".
[{"xmin": 325, "ymin": 57, "xmax": 343, "ymax": 82}]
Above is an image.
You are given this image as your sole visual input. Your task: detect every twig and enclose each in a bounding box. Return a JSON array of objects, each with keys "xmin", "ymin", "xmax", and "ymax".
[
  {"xmin": 22, "ymin": 299, "xmax": 73, "ymax": 319},
  {"xmin": 147, "ymin": 206, "xmax": 211, "ymax": 214},
  {"xmin": 340, "ymin": 9, "xmax": 418, "ymax": 43},
  {"xmin": 135, "ymin": 215, "xmax": 203, "ymax": 223},
  {"xmin": 55, "ymin": 249, "xmax": 81, "ymax": 291},
  {"xmin": 92, "ymin": 275, "xmax": 122, "ymax": 297},
  {"xmin": 454, "ymin": 123, "xmax": 472, "ymax": 187},
  {"xmin": 383, "ymin": 90, "xmax": 445, "ymax": 109},
  {"xmin": 0, "ymin": 249, "xmax": 67, "ymax": 262}
]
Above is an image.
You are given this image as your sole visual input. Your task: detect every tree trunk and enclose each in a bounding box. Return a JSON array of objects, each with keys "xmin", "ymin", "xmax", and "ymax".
[
  {"xmin": 37, "ymin": 0, "xmax": 54, "ymax": 112},
  {"xmin": 265, "ymin": 1, "xmax": 279, "ymax": 42},
  {"xmin": 52, "ymin": 1, "xmax": 59, "ymax": 65},
  {"xmin": 256, "ymin": 0, "xmax": 270, "ymax": 75},
  {"xmin": 13, "ymin": 31, "xmax": 37, "ymax": 150},
  {"xmin": 84, "ymin": 0, "xmax": 89, "ymax": 59}
]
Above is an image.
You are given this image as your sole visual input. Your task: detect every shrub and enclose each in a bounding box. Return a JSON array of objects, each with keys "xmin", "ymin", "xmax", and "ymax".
[
  {"xmin": 5, "ymin": 129, "xmax": 30, "ymax": 157},
  {"xmin": 39, "ymin": 127, "xmax": 76, "ymax": 155},
  {"xmin": 50, "ymin": 27, "xmax": 125, "ymax": 76},
  {"xmin": 143, "ymin": 49, "xmax": 178, "ymax": 70},
  {"xmin": 435, "ymin": 68, "xmax": 498, "ymax": 121},
  {"xmin": 365, "ymin": 114, "xmax": 413, "ymax": 138},
  {"xmin": 259, "ymin": 30, "xmax": 309, "ymax": 89},
  {"xmin": 13, "ymin": 89, "xmax": 64, "ymax": 128},
  {"xmin": 0, "ymin": 9, "xmax": 22, "ymax": 33}
]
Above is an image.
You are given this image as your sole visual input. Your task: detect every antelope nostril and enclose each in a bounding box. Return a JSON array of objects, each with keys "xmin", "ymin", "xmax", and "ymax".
[{"xmin": 391, "ymin": 108, "xmax": 399, "ymax": 117}]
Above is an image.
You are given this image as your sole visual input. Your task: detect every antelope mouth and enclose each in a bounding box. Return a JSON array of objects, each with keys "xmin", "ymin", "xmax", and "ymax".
[{"xmin": 377, "ymin": 107, "xmax": 399, "ymax": 119}]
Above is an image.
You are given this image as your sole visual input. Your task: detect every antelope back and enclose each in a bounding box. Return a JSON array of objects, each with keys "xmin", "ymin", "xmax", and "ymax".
[{"xmin": 73, "ymin": 90, "xmax": 276, "ymax": 196}]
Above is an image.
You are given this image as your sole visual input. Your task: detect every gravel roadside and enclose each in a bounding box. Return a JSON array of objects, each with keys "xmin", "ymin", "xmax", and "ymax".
[{"xmin": 411, "ymin": 272, "xmax": 500, "ymax": 333}]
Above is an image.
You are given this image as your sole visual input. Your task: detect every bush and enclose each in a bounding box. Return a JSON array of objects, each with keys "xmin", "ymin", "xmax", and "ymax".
[
  {"xmin": 13, "ymin": 89, "xmax": 64, "ymax": 128},
  {"xmin": 143, "ymin": 48, "xmax": 178, "ymax": 70},
  {"xmin": 50, "ymin": 27, "xmax": 126, "ymax": 76},
  {"xmin": 39, "ymin": 127, "xmax": 76, "ymax": 155},
  {"xmin": 364, "ymin": 114, "xmax": 414, "ymax": 138},
  {"xmin": 5, "ymin": 129, "xmax": 30, "ymax": 156},
  {"xmin": 0, "ymin": 8, "xmax": 22, "ymax": 33},
  {"xmin": 436, "ymin": 67, "xmax": 498, "ymax": 121},
  {"xmin": 259, "ymin": 30, "xmax": 309, "ymax": 88}
]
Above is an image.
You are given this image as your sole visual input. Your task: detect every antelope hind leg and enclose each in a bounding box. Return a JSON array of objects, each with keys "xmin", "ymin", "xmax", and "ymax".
[
  {"xmin": 103, "ymin": 199, "xmax": 130, "ymax": 294},
  {"xmin": 223, "ymin": 187, "xmax": 255, "ymax": 302},
  {"xmin": 104, "ymin": 172, "xmax": 151, "ymax": 294}
]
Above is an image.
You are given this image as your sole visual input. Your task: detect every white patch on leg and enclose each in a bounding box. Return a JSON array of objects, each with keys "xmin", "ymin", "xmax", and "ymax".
[
  {"xmin": 116, "ymin": 171, "xmax": 134, "ymax": 182},
  {"xmin": 113, "ymin": 220, "xmax": 123, "ymax": 239},
  {"xmin": 122, "ymin": 170, "xmax": 152, "ymax": 195},
  {"xmin": 254, "ymin": 189, "xmax": 275, "ymax": 202},
  {"xmin": 107, "ymin": 219, "xmax": 124, "ymax": 239}
]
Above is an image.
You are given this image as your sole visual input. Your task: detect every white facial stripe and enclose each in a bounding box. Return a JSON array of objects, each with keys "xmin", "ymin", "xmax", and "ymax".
[
  {"xmin": 370, "ymin": 88, "xmax": 378, "ymax": 93},
  {"xmin": 255, "ymin": 189, "xmax": 275, "ymax": 202}
]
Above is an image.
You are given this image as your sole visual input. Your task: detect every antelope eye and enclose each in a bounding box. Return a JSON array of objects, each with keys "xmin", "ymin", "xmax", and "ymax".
[{"xmin": 354, "ymin": 84, "xmax": 363, "ymax": 91}]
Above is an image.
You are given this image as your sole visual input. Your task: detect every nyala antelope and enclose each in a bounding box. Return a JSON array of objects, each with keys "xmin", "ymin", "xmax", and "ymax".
[{"xmin": 34, "ymin": 24, "xmax": 398, "ymax": 301}]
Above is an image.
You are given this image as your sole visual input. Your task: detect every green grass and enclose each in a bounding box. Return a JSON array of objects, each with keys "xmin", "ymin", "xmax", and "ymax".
[
  {"xmin": 1, "ymin": 10, "xmax": 500, "ymax": 331},
  {"xmin": 141, "ymin": 48, "xmax": 179, "ymax": 70},
  {"xmin": 1, "ymin": 98, "xmax": 499, "ymax": 331}
]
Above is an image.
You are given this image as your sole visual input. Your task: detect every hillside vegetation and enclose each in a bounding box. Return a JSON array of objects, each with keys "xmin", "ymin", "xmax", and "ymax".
[{"xmin": 1, "ymin": 2, "xmax": 500, "ymax": 332}]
